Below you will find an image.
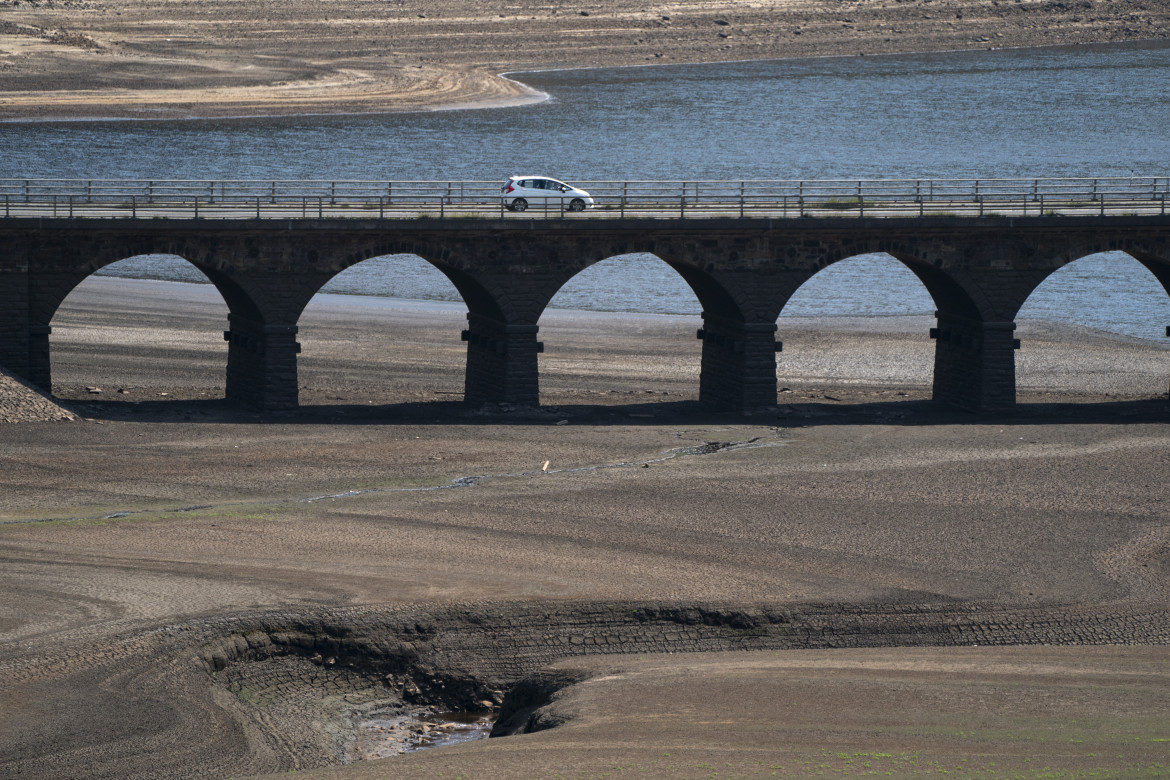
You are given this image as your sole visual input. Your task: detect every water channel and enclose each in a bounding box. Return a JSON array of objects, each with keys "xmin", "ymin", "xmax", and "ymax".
[{"xmin": 3, "ymin": 41, "xmax": 1169, "ymax": 339}]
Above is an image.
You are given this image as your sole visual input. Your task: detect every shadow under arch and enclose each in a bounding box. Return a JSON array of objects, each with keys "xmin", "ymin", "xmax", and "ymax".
[
  {"xmin": 43, "ymin": 254, "xmax": 238, "ymax": 402},
  {"xmin": 296, "ymin": 253, "xmax": 473, "ymax": 405},
  {"xmin": 538, "ymin": 253, "xmax": 707, "ymax": 404},
  {"xmin": 1013, "ymin": 250, "xmax": 1170, "ymax": 400}
]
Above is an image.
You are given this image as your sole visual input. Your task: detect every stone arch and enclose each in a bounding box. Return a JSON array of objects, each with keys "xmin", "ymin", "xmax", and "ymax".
[
  {"xmin": 781, "ymin": 243, "xmax": 1013, "ymax": 412},
  {"xmin": 295, "ymin": 250, "xmax": 477, "ymax": 405},
  {"xmin": 537, "ymin": 252, "xmax": 709, "ymax": 403},
  {"xmin": 811, "ymin": 238, "xmax": 989, "ymax": 321},
  {"xmin": 1012, "ymin": 248, "xmax": 1170, "ymax": 400},
  {"xmin": 542, "ymin": 246, "xmax": 790, "ymax": 409},
  {"xmin": 506, "ymin": 239, "xmax": 750, "ymax": 326},
  {"xmin": 31, "ymin": 241, "xmax": 263, "ymax": 328},
  {"xmin": 291, "ymin": 240, "xmax": 503, "ymax": 324},
  {"xmin": 1008, "ymin": 245, "xmax": 1170, "ymax": 321},
  {"xmin": 38, "ymin": 252, "xmax": 242, "ymax": 402},
  {"xmin": 775, "ymin": 252, "xmax": 938, "ymax": 400}
]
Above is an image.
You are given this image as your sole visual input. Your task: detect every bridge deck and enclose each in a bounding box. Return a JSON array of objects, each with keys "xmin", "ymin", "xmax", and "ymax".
[{"xmin": 3, "ymin": 176, "xmax": 1168, "ymax": 220}]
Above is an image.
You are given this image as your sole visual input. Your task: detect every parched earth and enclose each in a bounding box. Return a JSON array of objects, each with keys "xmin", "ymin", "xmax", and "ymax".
[
  {"xmin": 0, "ymin": 278, "xmax": 1168, "ymax": 777},
  {"xmin": 2, "ymin": 0, "xmax": 1169, "ymax": 119},
  {"xmin": 3, "ymin": 0, "xmax": 1170, "ymax": 770}
]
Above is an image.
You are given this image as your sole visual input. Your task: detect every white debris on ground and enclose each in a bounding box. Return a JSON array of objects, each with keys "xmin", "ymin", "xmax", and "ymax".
[
  {"xmin": 0, "ymin": 366, "xmax": 76, "ymax": 423},
  {"xmin": 348, "ymin": 708, "xmax": 494, "ymax": 761}
]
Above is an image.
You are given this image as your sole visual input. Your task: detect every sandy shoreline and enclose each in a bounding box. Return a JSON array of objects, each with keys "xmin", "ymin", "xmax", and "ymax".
[
  {"xmin": 3, "ymin": 0, "xmax": 1169, "ymax": 120},
  {"xmin": 2, "ymin": 274, "xmax": 1169, "ymax": 777}
]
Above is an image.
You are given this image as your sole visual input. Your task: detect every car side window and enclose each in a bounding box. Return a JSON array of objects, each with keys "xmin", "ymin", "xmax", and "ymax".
[{"xmin": 519, "ymin": 179, "xmax": 533, "ymax": 188}]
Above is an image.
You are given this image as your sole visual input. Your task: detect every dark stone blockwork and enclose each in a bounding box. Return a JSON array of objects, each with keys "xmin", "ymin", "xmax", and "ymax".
[{"xmin": 1, "ymin": 215, "xmax": 1168, "ymax": 413}]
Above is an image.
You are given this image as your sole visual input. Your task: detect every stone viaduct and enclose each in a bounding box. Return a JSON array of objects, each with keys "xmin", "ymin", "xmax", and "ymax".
[{"xmin": 1, "ymin": 214, "xmax": 1168, "ymax": 413}]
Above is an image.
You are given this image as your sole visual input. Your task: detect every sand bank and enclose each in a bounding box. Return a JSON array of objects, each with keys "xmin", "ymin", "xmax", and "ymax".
[{"xmin": 3, "ymin": 0, "xmax": 1169, "ymax": 120}]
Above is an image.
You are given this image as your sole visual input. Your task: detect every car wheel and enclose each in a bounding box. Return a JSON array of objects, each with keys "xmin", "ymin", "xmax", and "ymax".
[
  {"xmin": 569, "ymin": 199, "xmax": 586, "ymax": 212},
  {"xmin": 512, "ymin": 198, "xmax": 528, "ymax": 212}
]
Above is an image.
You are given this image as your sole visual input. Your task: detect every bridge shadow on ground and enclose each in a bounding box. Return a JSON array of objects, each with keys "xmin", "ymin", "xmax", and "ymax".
[{"xmin": 62, "ymin": 395, "xmax": 1169, "ymax": 427}]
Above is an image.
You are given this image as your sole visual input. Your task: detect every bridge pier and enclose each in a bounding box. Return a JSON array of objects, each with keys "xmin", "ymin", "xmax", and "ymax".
[
  {"xmin": 462, "ymin": 312, "xmax": 541, "ymax": 406},
  {"xmin": 698, "ymin": 315, "xmax": 780, "ymax": 410},
  {"xmin": 0, "ymin": 265, "xmax": 32, "ymax": 383},
  {"xmin": 26, "ymin": 324, "xmax": 52, "ymax": 390},
  {"xmin": 224, "ymin": 315, "xmax": 300, "ymax": 410},
  {"xmin": 931, "ymin": 313, "xmax": 1017, "ymax": 413}
]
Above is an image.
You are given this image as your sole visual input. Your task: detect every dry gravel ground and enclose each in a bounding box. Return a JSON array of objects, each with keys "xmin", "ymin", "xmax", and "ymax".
[
  {"xmin": 265, "ymin": 647, "xmax": 1170, "ymax": 780},
  {"xmin": 4, "ymin": 1, "xmax": 1170, "ymax": 773},
  {"xmin": 0, "ymin": 277, "xmax": 1168, "ymax": 778},
  {"xmin": 2, "ymin": 0, "xmax": 1169, "ymax": 119}
]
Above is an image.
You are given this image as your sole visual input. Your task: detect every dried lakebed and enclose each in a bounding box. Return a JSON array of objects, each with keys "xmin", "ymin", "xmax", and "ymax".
[
  {"xmin": 5, "ymin": 599, "xmax": 1167, "ymax": 777},
  {"xmin": 1, "ymin": 432, "xmax": 780, "ymax": 526}
]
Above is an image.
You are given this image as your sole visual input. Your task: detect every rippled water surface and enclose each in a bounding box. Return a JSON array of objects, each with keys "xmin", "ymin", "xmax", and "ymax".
[{"xmin": 5, "ymin": 42, "xmax": 1169, "ymax": 339}]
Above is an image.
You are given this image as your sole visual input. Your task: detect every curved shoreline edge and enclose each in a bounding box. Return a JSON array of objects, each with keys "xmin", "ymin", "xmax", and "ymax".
[{"xmin": 1, "ymin": 36, "xmax": 1167, "ymax": 123}]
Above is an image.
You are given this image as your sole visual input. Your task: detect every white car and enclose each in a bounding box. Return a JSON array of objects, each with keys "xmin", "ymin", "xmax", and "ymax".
[{"xmin": 501, "ymin": 176, "xmax": 593, "ymax": 212}]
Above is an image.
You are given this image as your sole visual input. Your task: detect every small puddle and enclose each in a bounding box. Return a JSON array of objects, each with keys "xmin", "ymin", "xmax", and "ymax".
[{"xmin": 349, "ymin": 708, "xmax": 494, "ymax": 760}]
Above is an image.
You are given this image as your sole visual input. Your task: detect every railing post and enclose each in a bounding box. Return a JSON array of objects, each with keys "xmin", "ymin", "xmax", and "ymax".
[
  {"xmin": 256, "ymin": 196, "xmax": 261, "ymax": 219},
  {"xmin": 380, "ymin": 196, "xmax": 385, "ymax": 219},
  {"xmin": 271, "ymin": 181, "xmax": 276, "ymax": 204},
  {"xmin": 194, "ymin": 197, "xmax": 199, "ymax": 219},
  {"xmin": 739, "ymin": 181, "xmax": 745, "ymax": 218},
  {"xmin": 318, "ymin": 196, "xmax": 323, "ymax": 219},
  {"xmin": 130, "ymin": 195, "xmax": 135, "ymax": 219}
]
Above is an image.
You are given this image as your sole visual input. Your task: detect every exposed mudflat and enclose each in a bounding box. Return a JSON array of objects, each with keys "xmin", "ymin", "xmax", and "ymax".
[
  {"xmin": 2, "ymin": 0, "xmax": 1169, "ymax": 119},
  {"xmin": 0, "ymin": 276, "xmax": 1167, "ymax": 777}
]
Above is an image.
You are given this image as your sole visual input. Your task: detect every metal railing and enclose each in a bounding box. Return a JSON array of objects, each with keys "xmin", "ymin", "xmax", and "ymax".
[{"xmin": 1, "ymin": 177, "xmax": 1167, "ymax": 220}]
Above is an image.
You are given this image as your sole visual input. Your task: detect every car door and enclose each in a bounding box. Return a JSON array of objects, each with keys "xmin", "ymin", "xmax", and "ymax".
[
  {"xmin": 540, "ymin": 178, "xmax": 570, "ymax": 208},
  {"xmin": 515, "ymin": 178, "xmax": 542, "ymax": 207}
]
